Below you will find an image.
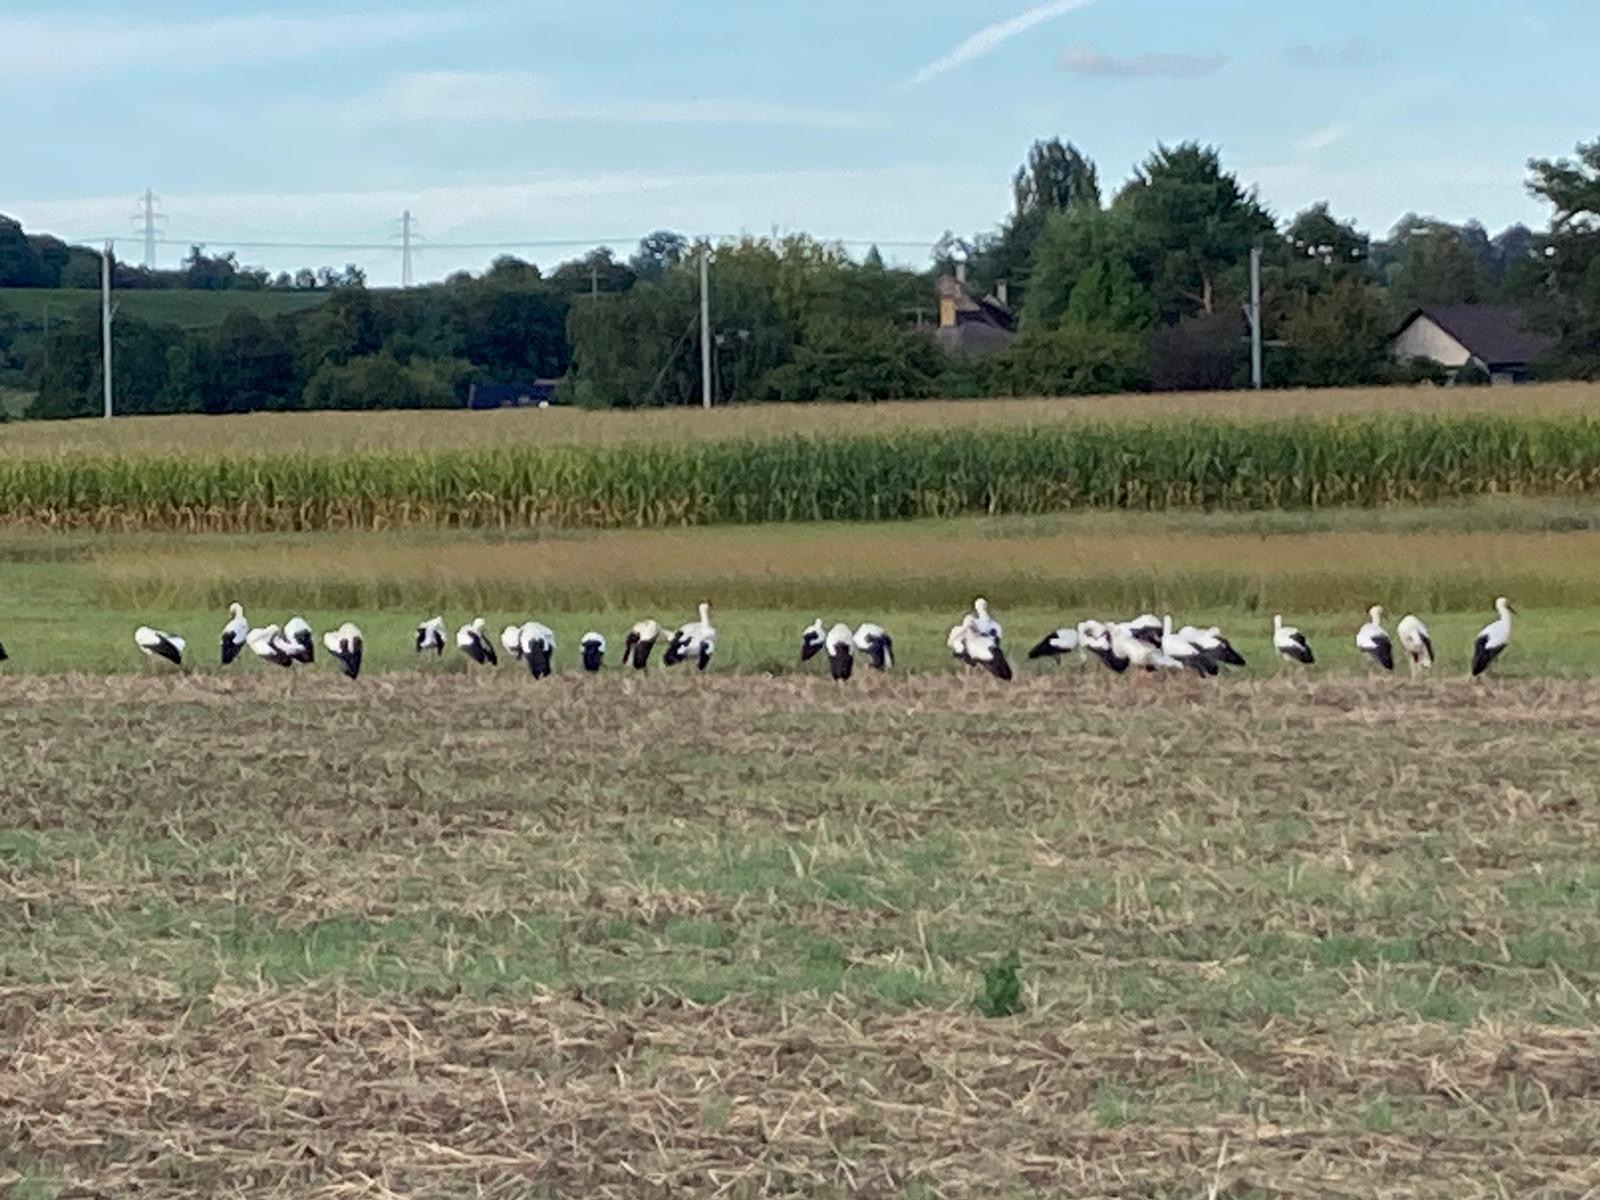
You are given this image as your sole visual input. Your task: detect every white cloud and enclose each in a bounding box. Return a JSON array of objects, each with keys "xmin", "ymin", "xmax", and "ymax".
[
  {"xmin": 346, "ymin": 71, "xmax": 866, "ymax": 128},
  {"xmin": 1060, "ymin": 49, "xmax": 1227, "ymax": 78},
  {"xmin": 1294, "ymin": 120, "xmax": 1354, "ymax": 151},
  {"xmin": 0, "ymin": 10, "xmax": 467, "ymax": 80},
  {"xmin": 904, "ymin": 0, "xmax": 1098, "ymax": 88}
]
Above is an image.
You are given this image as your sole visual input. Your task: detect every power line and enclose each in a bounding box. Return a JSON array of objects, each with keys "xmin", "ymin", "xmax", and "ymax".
[{"xmin": 131, "ymin": 188, "xmax": 165, "ymax": 268}]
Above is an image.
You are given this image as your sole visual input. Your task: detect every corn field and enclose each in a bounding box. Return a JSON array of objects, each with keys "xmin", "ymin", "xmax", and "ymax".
[{"xmin": 4, "ymin": 416, "xmax": 1600, "ymax": 532}]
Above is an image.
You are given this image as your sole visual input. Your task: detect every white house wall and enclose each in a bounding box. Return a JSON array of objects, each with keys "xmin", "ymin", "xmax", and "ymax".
[{"xmin": 1390, "ymin": 317, "xmax": 1471, "ymax": 367}]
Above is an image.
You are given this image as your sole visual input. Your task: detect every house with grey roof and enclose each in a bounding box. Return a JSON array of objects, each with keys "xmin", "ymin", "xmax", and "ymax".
[
  {"xmin": 934, "ymin": 271, "xmax": 1016, "ymax": 357},
  {"xmin": 1389, "ymin": 304, "xmax": 1553, "ymax": 385}
]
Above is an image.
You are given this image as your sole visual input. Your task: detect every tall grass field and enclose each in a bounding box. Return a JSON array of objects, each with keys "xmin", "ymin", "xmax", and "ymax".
[{"xmin": 4, "ymin": 413, "xmax": 1600, "ymax": 532}]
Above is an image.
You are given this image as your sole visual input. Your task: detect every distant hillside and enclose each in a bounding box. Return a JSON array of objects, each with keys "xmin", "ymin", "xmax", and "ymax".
[{"xmin": 0, "ymin": 287, "xmax": 330, "ymax": 329}]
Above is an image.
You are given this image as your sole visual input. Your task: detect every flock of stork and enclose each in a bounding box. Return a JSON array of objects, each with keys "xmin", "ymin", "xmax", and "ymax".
[{"xmin": 81, "ymin": 594, "xmax": 1519, "ymax": 682}]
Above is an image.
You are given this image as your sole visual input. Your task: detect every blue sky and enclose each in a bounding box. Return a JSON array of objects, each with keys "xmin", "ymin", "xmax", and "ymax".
[{"xmin": 3, "ymin": 0, "xmax": 1595, "ymax": 285}]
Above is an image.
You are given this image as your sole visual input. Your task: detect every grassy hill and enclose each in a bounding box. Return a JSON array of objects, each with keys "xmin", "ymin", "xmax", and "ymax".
[{"xmin": 0, "ymin": 286, "xmax": 329, "ymax": 329}]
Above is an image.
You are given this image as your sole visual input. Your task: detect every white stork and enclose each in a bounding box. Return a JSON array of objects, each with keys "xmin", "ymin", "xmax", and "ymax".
[
  {"xmin": 664, "ymin": 603, "xmax": 716, "ymax": 672},
  {"xmin": 1355, "ymin": 605, "xmax": 1395, "ymax": 672},
  {"xmin": 415, "ymin": 616, "xmax": 446, "ymax": 656},
  {"xmin": 0, "ymin": 633, "xmax": 7, "ymax": 662},
  {"xmin": 1273, "ymin": 615, "xmax": 1315, "ymax": 667},
  {"xmin": 970, "ymin": 598, "xmax": 1003, "ymax": 645},
  {"xmin": 1028, "ymin": 625, "xmax": 1081, "ymax": 662},
  {"xmin": 518, "ymin": 622, "xmax": 556, "ymax": 679},
  {"xmin": 800, "ymin": 618, "xmax": 828, "ymax": 665},
  {"xmin": 953, "ymin": 615, "xmax": 1013, "ymax": 681},
  {"xmin": 456, "ymin": 617, "xmax": 498, "ymax": 667},
  {"xmin": 1124, "ymin": 613, "xmax": 1164, "ymax": 649},
  {"xmin": 247, "ymin": 624, "xmax": 296, "ymax": 668},
  {"xmin": 1162, "ymin": 616, "xmax": 1218, "ymax": 677},
  {"xmin": 1080, "ymin": 620, "xmax": 1131, "ymax": 674},
  {"xmin": 500, "ymin": 624, "xmax": 524, "ymax": 662},
  {"xmin": 580, "ymin": 632, "xmax": 606, "ymax": 672},
  {"xmin": 283, "ymin": 616, "xmax": 315, "ymax": 664},
  {"xmin": 322, "ymin": 623, "xmax": 364, "ymax": 679},
  {"xmin": 134, "ymin": 626, "xmax": 185, "ymax": 668},
  {"xmin": 1110, "ymin": 621, "xmax": 1179, "ymax": 676},
  {"xmin": 853, "ymin": 623, "xmax": 894, "ymax": 671},
  {"xmin": 822, "ymin": 622, "xmax": 855, "ymax": 681},
  {"xmin": 1471, "ymin": 597, "xmax": 1515, "ymax": 678},
  {"xmin": 1397, "ymin": 614, "xmax": 1434, "ymax": 675},
  {"xmin": 219, "ymin": 603, "xmax": 249, "ymax": 666},
  {"xmin": 622, "ymin": 619, "xmax": 661, "ymax": 671},
  {"xmin": 1178, "ymin": 624, "xmax": 1246, "ymax": 668}
]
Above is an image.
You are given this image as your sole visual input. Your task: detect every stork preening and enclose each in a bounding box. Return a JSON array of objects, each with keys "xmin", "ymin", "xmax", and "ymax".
[
  {"xmin": 664, "ymin": 603, "xmax": 716, "ymax": 672},
  {"xmin": 1080, "ymin": 621, "xmax": 1130, "ymax": 674},
  {"xmin": 500, "ymin": 624, "xmax": 524, "ymax": 662},
  {"xmin": 220, "ymin": 603, "xmax": 249, "ymax": 666},
  {"xmin": 1472, "ymin": 597, "xmax": 1515, "ymax": 678},
  {"xmin": 282, "ymin": 617, "xmax": 315, "ymax": 665},
  {"xmin": 1110, "ymin": 621, "xmax": 1179, "ymax": 676},
  {"xmin": 622, "ymin": 619, "xmax": 661, "ymax": 671},
  {"xmin": 1397, "ymin": 614, "xmax": 1434, "ymax": 675},
  {"xmin": 1178, "ymin": 625, "xmax": 1246, "ymax": 668},
  {"xmin": 518, "ymin": 622, "xmax": 556, "ymax": 679},
  {"xmin": 415, "ymin": 616, "xmax": 446, "ymax": 656},
  {"xmin": 456, "ymin": 618, "xmax": 498, "ymax": 667},
  {"xmin": 952, "ymin": 615, "xmax": 1013, "ymax": 680},
  {"xmin": 1273, "ymin": 615, "xmax": 1315, "ymax": 668},
  {"xmin": 1124, "ymin": 614, "xmax": 1164, "ymax": 649},
  {"xmin": 246, "ymin": 624, "xmax": 296, "ymax": 668},
  {"xmin": 134, "ymin": 626, "xmax": 186, "ymax": 668},
  {"xmin": 580, "ymin": 632, "xmax": 606, "ymax": 672},
  {"xmin": 853, "ymin": 623, "xmax": 894, "ymax": 671},
  {"xmin": 322, "ymin": 623, "xmax": 364, "ymax": 680},
  {"xmin": 1028, "ymin": 625, "xmax": 1081, "ymax": 662},
  {"xmin": 970, "ymin": 598, "xmax": 1002, "ymax": 645},
  {"xmin": 823, "ymin": 623, "xmax": 855, "ymax": 680},
  {"xmin": 800, "ymin": 619, "xmax": 828, "ymax": 665},
  {"xmin": 1355, "ymin": 606, "xmax": 1394, "ymax": 672},
  {"xmin": 1161, "ymin": 616, "xmax": 1218, "ymax": 677}
]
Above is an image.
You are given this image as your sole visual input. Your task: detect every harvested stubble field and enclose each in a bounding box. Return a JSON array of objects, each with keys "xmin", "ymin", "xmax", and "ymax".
[{"xmin": 4, "ymin": 672, "xmax": 1600, "ymax": 1197}]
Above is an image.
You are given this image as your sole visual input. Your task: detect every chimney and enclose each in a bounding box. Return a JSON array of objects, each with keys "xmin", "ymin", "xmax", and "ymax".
[
  {"xmin": 955, "ymin": 259, "xmax": 967, "ymax": 285},
  {"xmin": 996, "ymin": 280, "xmax": 1008, "ymax": 307}
]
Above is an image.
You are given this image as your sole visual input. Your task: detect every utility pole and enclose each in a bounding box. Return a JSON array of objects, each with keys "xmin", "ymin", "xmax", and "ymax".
[
  {"xmin": 101, "ymin": 240, "xmax": 115, "ymax": 420},
  {"xmin": 699, "ymin": 248, "xmax": 712, "ymax": 410},
  {"xmin": 400, "ymin": 209, "xmax": 415, "ymax": 287},
  {"xmin": 590, "ymin": 263, "xmax": 599, "ymax": 300},
  {"xmin": 137, "ymin": 188, "xmax": 162, "ymax": 269},
  {"xmin": 1247, "ymin": 244, "xmax": 1263, "ymax": 390}
]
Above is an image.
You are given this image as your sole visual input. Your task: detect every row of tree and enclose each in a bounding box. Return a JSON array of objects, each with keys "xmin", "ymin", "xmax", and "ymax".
[{"xmin": 7, "ymin": 134, "xmax": 1600, "ymax": 418}]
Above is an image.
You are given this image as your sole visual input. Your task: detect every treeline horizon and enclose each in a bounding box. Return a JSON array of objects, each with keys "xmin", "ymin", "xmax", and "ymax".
[{"xmin": 6, "ymin": 133, "xmax": 1600, "ymax": 420}]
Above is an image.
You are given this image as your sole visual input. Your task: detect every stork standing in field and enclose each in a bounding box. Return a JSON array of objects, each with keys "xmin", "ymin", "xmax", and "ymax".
[
  {"xmin": 1355, "ymin": 606, "xmax": 1395, "ymax": 672},
  {"xmin": 1273, "ymin": 615, "xmax": 1315, "ymax": 669},
  {"xmin": 953, "ymin": 615, "xmax": 1013, "ymax": 681},
  {"xmin": 220, "ymin": 603, "xmax": 249, "ymax": 666},
  {"xmin": 283, "ymin": 617, "xmax": 315, "ymax": 665},
  {"xmin": 501, "ymin": 624, "xmax": 524, "ymax": 662},
  {"xmin": 800, "ymin": 619, "xmax": 828, "ymax": 666},
  {"xmin": 415, "ymin": 616, "xmax": 446, "ymax": 656},
  {"xmin": 1178, "ymin": 624, "xmax": 1246, "ymax": 669},
  {"xmin": 323, "ymin": 622, "xmax": 364, "ymax": 680},
  {"xmin": 456, "ymin": 618, "xmax": 498, "ymax": 667},
  {"xmin": 622, "ymin": 619, "xmax": 661, "ymax": 671},
  {"xmin": 1028, "ymin": 625, "xmax": 1082, "ymax": 663},
  {"xmin": 822, "ymin": 623, "xmax": 856, "ymax": 681},
  {"xmin": 1161, "ymin": 616, "xmax": 1218, "ymax": 677},
  {"xmin": 1124, "ymin": 613, "xmax": 1164, "ymax": 649},
  {"xmin": 1110, "ymin": 621, "xmax": 1179, "ymax": 677},
  {"xmin": 853, "ymin": 623, "xmax": 894, "ymax": 671},
  {"xmin": 134, "ymin": 626, "xmax": 186, "ymax": 669},
  {"xmin": 1397, "ymin": 614, "xmax": 1434, "ymax": 676},
  {"xmin": 664, "ymin": 603, "xmax": 716, "ymax": 672},
  {"xmin": 970, "ymin": 598, "xmax": 1003, "ymax": 646},
  {"xmin": 1471, "ymin": 597, "xmax": 1516, "ymax": 678},
  {"xmin": 247, "ymin": 624, "xmax": 296, "ymax": 668},
  {"xmin": 518, "ymin": 622, "xmax": 556, "ymax": 679},
  {"xmin": 580, "ymin": 632, "xmax": 606, "ymax": 672},
  {"xmin": 1080, "ymin": 621, "xmax": 1130, "ymax": 674}
]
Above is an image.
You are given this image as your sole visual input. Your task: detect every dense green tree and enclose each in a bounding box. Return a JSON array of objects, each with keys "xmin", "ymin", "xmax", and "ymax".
[
  {"xmin": 1275, "ymin": 275, "xmax": 1391, "ymax": 386},
  {"xmin": 1286, "ymin": 202, "xmax": 1369, "ymax": 268},
  {"xmin": 1381, "ymin": 217, "xmax": 1492, "ymax": 310},
  {"xmin": 0, "ymin": 217, "xmax": 41, "ymax": 286}
]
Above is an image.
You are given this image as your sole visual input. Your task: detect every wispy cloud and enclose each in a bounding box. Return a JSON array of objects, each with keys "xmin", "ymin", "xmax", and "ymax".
[
  {"xmin": 347, "ymin": 71, "xmax": 866, "ymax": 128},
  {"xmin": 1283, "ymin": 38, "xmax": 1389, "ymax": 69},
  {"xmin": 904, "ymin": 0, "xmax": 1098, "ymax": 88},
  {"xmin": 0, "ymin": 10, "xmax": 466, "ymax": 81},
  {"xmin": 1060, "ymin": 49, "xmax": 1228, "ymax": 78},
  {"xmin": 1294, "ymin": 120, "xmax": 1354, "ymax": 151}
]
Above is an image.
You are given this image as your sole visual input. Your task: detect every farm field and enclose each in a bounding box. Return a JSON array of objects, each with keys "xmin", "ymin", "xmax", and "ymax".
[
  {"xmin": 3, "ymin": 503, "xmax": 1599, "ymax": 675},
  {"xmin": 0, "ymin": 286, "xmax": 329, "ymax": 331},
  {"xmin": 4, "ymin": 673, "xmax": 1600, "ymax": 1196},
  {"xmin": 3, "ymin": 381, "xmax": 1600, "ymax": 461}
]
